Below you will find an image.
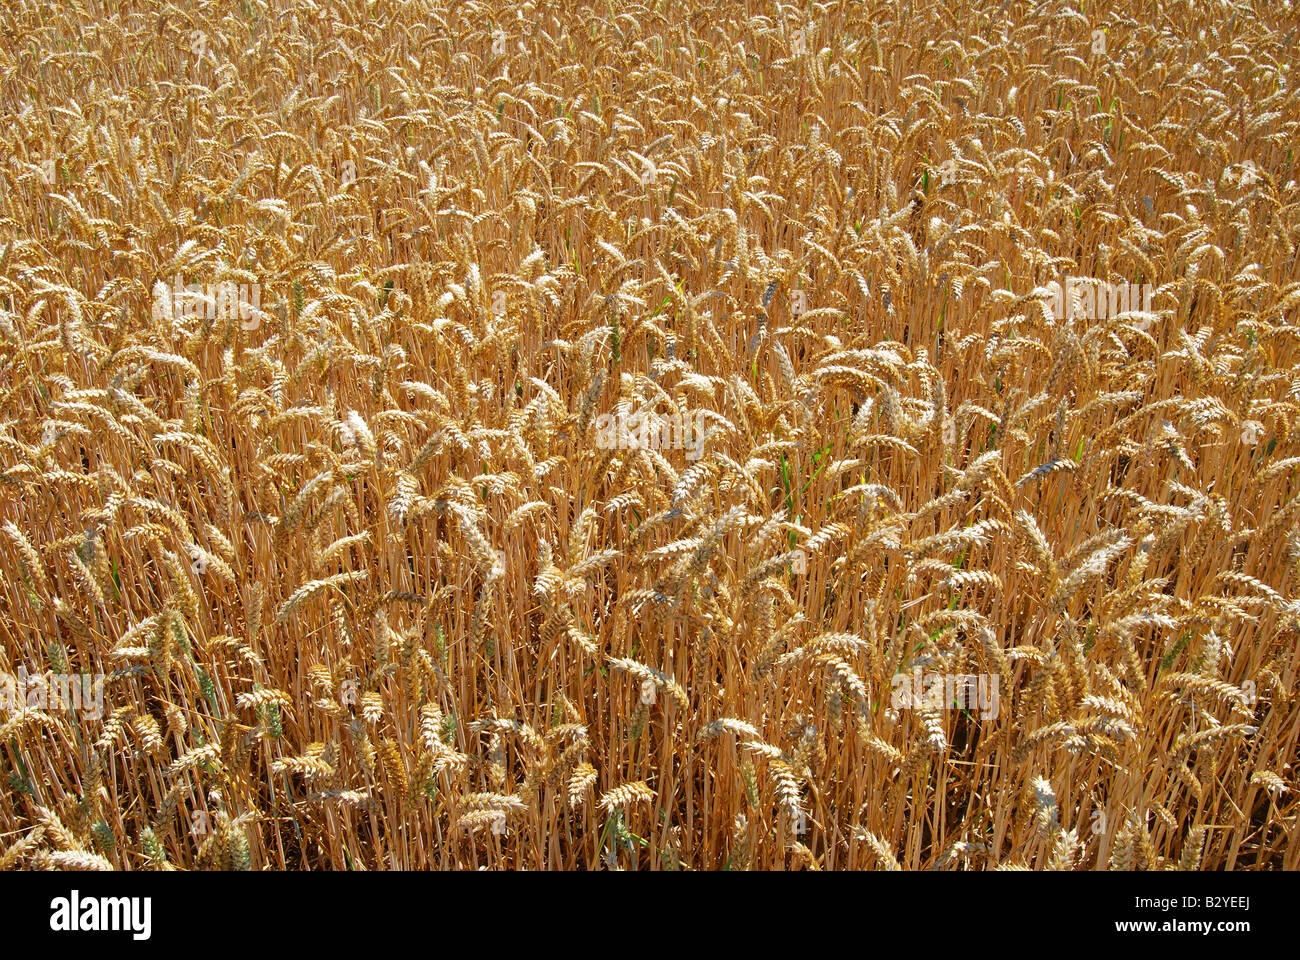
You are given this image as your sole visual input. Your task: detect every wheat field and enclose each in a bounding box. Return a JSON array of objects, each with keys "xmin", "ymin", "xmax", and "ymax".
[{"xmin": 0, "ymin": 0, "xmax": 1297, "ymax": 871}]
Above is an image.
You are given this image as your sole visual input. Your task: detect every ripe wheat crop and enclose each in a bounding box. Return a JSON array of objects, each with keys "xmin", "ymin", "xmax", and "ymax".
[{"xmin": 0, "ymin": 0, "xmax": 1298, "ymax": 871}]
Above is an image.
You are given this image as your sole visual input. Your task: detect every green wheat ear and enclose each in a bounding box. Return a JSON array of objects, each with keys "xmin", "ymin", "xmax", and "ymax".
[
  {"xmin": 228, "ymin": 832, "xmax": 252, "ymax": 870},
  {"xmin": 140, "ymin": 826, "xmax": 162, "ymax": 865},
  {"xmin": 8, "ymin": 770, "xmax": 33, "ymax": 797},
  {"xmin": 171, "ymin": 609, "xmax": 191, "ymax": 656},
  {"xmin": 741, "ymin": 757, "xmax": 759, "ymax": 809},
  {"xmin": 434, "ymin": 622, "xmax": 447, "ymax": 666},
  {"xmin": 266, "ymin": 702, "xmax": 283, "ymax": 738},
  {"xmin": 92, "ymin": 820, "xmax": 115, "ymax": 854},
  {"xmin": 47, "ymin": 639, "xmax": 68, "ymax": 674},
  {"xmin": 195, "ymin": 665, "xmax": 218, "ymax": 709}
]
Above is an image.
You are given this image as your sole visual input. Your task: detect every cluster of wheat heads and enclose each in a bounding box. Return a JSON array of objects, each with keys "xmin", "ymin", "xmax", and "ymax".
[{"xmin": 0, "ymin": 0, "xmax": 1298, "ymax": 871}]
